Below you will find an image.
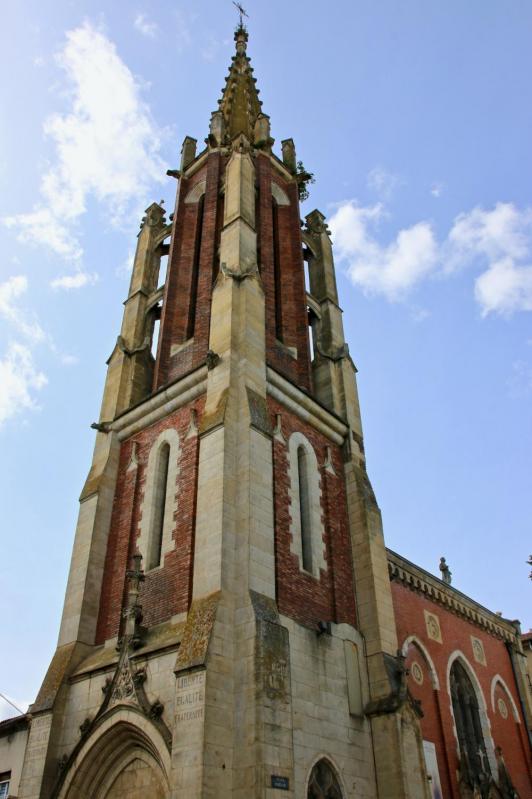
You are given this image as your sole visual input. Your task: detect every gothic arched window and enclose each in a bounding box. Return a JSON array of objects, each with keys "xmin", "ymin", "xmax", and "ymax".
[
  {"xmin": 147, "ymin": 442, "xmax": 170, "ymax": 570},
  {"xmin": 287, "ymin": 432, "xmax": 326, "ymax": 577},
  {"xmin": 272, "ymin": 197, "xmax": 283, "ymax": 341},
  {"xmin": 307, "ymin": 759, "xmax": 343, "ymax": 799},
  {"xmin": 297, "ymin": 445, "xmax": 312, "ymax": 572},
  {"xmin": 187, "ymin": 193, "xmax": 205, "ymax": 340},
  {"xmin": 138, "ymin": 428, "xmax": 180, "ymax": 571},
  {"xmin": 450, "ymin": 660, "xmax": 491, "ymax": 787}
]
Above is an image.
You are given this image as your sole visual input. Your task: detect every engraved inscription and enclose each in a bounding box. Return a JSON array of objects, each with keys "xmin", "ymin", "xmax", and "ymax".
[{"xmin": 175, "ymin": 672, "xmax": 205, "ymax": 724}]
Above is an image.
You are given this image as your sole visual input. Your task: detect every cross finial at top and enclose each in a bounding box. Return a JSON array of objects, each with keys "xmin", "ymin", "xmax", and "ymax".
[{"xmin": 233, "ymin": 1, "xmax": 249, "ymax": 28}]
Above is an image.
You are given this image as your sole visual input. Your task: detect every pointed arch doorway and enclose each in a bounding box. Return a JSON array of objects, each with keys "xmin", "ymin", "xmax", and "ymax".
[{"xmin": 56, "ymin": 715, "xmax": 171, "ymax": 799}]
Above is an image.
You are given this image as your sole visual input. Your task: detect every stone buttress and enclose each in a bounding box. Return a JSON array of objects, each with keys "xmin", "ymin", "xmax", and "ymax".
[{"xmin": 18, "ymin": 24, "xmax": 430, "ymax": 799}]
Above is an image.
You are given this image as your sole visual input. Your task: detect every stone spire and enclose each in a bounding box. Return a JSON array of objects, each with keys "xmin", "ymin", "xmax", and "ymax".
[{"xmin": 214, "ymin": 24, "xmax": 265, "ymax": 143}]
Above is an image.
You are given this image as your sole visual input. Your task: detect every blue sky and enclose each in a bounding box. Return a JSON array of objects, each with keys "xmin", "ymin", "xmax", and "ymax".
[{"xmin": 1, "ymin": 0, "xmax": 531, "ymax": 718}]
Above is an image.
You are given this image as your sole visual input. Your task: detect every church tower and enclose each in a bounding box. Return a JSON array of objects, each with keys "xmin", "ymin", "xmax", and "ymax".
[{"xmin": 18, "ymin": 23, "xmax": 430, "ymax": 799}]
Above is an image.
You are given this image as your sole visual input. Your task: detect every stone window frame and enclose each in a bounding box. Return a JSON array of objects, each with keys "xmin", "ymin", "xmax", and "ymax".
[
  {"xmin": 401, "ymin": 634, "xmax": 440, "ymax": 689},
  {"xmin": 287, "ymin": 431, "xmax": 326, "ymax": 578},
  {"xmin": 304, "ymin": 755, "xmax": 346, "ymax": 799},
  {"xmin": 445, "ymin": 650, "xmax": 497, "ymax": 777},
  {"xmin": 489, "ymin": 674, "xmax": 520, "ymax": 722},
  {"xmin": 137, "ymin": 428, "xmax": 181, "ymax": 572}
]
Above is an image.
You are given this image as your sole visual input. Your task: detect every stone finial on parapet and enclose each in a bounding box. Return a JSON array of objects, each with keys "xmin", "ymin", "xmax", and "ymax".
[
  {"xmin": 281, "ymin": 138, "xmax": 297, "ymax": 173},
  {"xmin": 305, "ymin": 209, "xmax": 331, "ymax": 238},
  {"xmin": 180, "ymin": 136, "xmax": 197, "ymax": 171},
  {"xmin": 209, "ymin": 111, "xmax": 226, "ymax": 147},
  {"xmin": 254, "ymin": 113, "xmax": 273, "ymax": 150}
]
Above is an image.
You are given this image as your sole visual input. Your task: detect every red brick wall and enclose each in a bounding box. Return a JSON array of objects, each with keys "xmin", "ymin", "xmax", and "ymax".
[
  {"xmin": 256, "ymin": 156, "xmax": 312, "ymax": 393},
  {"xmin": 392, "ymin": 580, "xmax": 532, "ymax": 797},
  {"xmin": 95, "ymin": 396, "xmax": 205, "ymax": 642},
  {"xmin": 155, "ymin": 153, "xmax": 222, "ymax": 389},
  {"xmin": 270, "ymin": 396, "xmax": 356, "ymax": 629}
]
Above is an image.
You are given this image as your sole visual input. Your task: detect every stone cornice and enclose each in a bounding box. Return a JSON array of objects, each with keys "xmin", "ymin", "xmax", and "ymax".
[{"xmin": 387, "ymin": 548, "xmax": 520, "ymax": 644}]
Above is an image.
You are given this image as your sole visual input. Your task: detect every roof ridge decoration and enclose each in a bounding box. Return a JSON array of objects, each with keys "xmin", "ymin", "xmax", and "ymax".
[{"xmin": 212, "ymin": 24, "xmax": 269, "ymax": 146}]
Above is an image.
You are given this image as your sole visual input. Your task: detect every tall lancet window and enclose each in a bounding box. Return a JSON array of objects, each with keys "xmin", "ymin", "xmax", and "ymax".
[
  {"xmin": 287, "ymin": 432, "xmax": 326, "ymax": 577},
  {"xmin": 272, "ymin": 198, "xmax": 283, "ymax": 341},
  {"xmin": 297, "ymin": 445, "xmax": 312, "ymax": 572},
  {"xmin": 147, "ymin": 442, "xmax": 170, "ymax": 570},
  {"xmin": 187, "ymin": 193, "xmax": 205, "ymax": 340},
  {"xmin": 450, "ymin": 659, "xmax": 491, "ymax": 788},
  {"xmin": 138, "ymin": 428, "xmax": 181, "ymax": 571}
]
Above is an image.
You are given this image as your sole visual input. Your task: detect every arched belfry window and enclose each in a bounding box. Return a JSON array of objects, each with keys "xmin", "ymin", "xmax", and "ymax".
[
  {"xmin": 272, "ymin": 197, "xmax": 283, "ymax": 341},
  {"xmin": 307, "ymin": 759, "xmax": 343, "ymax": 799},
  {"xmin": 138, "ymin": 428, "xmax": 181, "ymax": 571},
  {"xmin": 187, "ymin": 193, "xmax": 205, "ymax": 340},
  {"xmin": 297, "ymin": 445, "xmax": 312, "ymax": 572},
  {"xmin": 450, "ymin": 660, "xmax": 492, "ymax": 787},
  {"xmin": 287, "ymin": 433, "xmax": 326, "ymax": 577}
]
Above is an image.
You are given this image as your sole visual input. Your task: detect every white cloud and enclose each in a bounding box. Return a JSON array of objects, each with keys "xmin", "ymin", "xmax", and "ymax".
[
  {"xmin": 174, "ymin": 9, "xmax": 192, "ymax": 50},
  {"xmin": 431, "ymin": 183, "xmax": 443, "ymax": 198},
  {"xmin": 50, "ymin": 271, "xmax": 98, "ymax": 290},
  {"xmin": 329, "ymin": 201, "xmax": 438, "ymax": 301},
  {"xmin": 330, "ymin": 199, "xmax": 532, "ymax": 315},
  {"xmin": 367, "ymin": 166, "xmax": 402, "ymax": 200},
  {"xmin": 0, "ymin": 276, "xmax": 45, "ymax": 343},
  {"xmin": 447, "ymin": 203, "xmax": 532, "ymax": 269},
  {"xmin": 447, "ymin": 203, "xmax": 532, "ymax": 315},
  {"xmin": 0, "ymin": 342, "xmax": 47, "ymax": 428},
  {"xmin": 507, "ymin": 359, "xmax": 532, "ymax": 398},
  {"xmin": 60, "ymin": 353, "xmax": 79, "ymax": 366},
  {"xmin": 3, "ymin": 22, "xmax": 165, "ymax": 263},
  {"xmin": 134, "ymin": 13, "xmax": 158, "ymax": 38}
]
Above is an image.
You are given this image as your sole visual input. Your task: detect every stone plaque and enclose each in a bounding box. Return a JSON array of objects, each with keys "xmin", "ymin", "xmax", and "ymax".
[
  {"xmin": 471, "ymin": 636, "xmax": 486, "ymax": 666},
  {"xmin": 424, "ymin": 610, "xmax": 442, "ymax": 644}
]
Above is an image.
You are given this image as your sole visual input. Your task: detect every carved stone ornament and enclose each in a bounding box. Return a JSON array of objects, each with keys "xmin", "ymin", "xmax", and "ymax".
[
  {"xmin": 471, "ymin": 636, "xmax": 487, "ymax": 666},
  {"xmin": 410, "ymin": 661, "xmax": 424, "ymax": 686},
  {"xmin": 424, "ymin": 610, "xmax": 443, "ymax": 644},
  {"xmin": 497, "ymin": 697, "xmax": 508, "ymax": 719}
]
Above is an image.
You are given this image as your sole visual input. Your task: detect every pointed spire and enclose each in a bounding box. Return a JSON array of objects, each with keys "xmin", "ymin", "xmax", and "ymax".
[{"xmin": 215, "ymin": 23, "xmax": 265, "ymax": 144}]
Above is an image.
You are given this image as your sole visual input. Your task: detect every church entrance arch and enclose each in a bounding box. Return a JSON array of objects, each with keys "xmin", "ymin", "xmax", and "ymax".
[{"xmin": 56, "ymin": 712, "xmax": 170, "ymax": 799}]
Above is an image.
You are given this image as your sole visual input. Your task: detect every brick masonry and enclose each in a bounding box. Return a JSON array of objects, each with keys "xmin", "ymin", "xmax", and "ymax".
[
  {"xmin": 392, "ymin": 580, "xmax": 532, "ymax": 797},
  {"xmin": 95, "ymin": 396, "xmax": 205, "ymax": 642},
  {"xmin": 269, "ymin": 396, "xmax": 357, "ymax": 630}
]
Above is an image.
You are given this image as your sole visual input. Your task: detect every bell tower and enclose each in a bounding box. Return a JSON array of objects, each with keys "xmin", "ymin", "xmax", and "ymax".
[{"xmin": 18, "ymin": 22, "xmax": 430, "ymax": 799}]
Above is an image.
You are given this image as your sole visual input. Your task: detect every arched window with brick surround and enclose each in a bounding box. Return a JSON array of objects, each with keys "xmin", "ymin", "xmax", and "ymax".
[
  {"xmin": 138, "ymin": 428, "xmax": 180, "ymax": 571},
  {"xmin": 449, "ymin": 658, "xmax": 493, "ymax": 789},
  {"xmin": 147, "ymin": 442, "xmax": 170, "ymax": 570},
  {"xmin": 287, "ymin": 432, "xmax": 326, "ymax": 577}
]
